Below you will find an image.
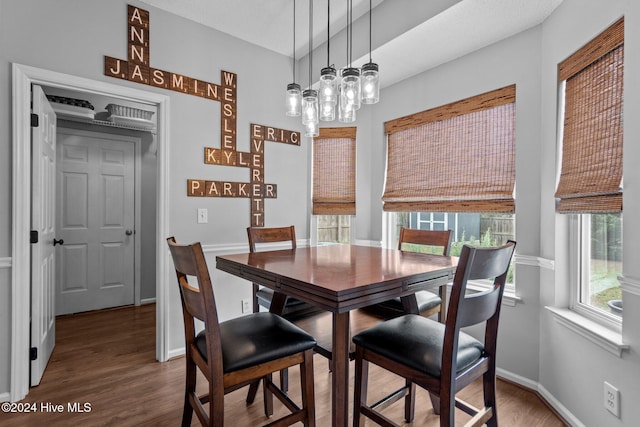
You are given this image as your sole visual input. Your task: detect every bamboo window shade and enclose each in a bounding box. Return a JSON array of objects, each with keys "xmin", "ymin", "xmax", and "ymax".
[
  {"xmin": 382, "ymin": 85, "xmax": 516, "ymax": 213},
  {"xmin": 555, "ymin": 18, "xmax": 624, "ymax": 214},
  {"xmin": 312, "ymin": 127, "xmax": 357, "ymax": 215}
]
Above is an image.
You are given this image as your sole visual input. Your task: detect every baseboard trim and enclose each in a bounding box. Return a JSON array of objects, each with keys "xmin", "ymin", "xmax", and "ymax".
[
  {"xmin": 0, "ymin": 392, "xmax": 10, "ymax": 403},
  {"xmin": 140, "ymin": 298, "xmax": 156, "ymax": 305},
  {"xmin": 167, "ymin": 346, "xmax": 186, "ymax": 361},
  {"xmin": 497, "ymin": 368, "xmax": 583, "ymax": 427}
]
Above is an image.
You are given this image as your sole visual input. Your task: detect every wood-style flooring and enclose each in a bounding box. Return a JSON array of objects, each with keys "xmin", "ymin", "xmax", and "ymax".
[{"xmin": 3, "ymin": 304, "xmax": 566, "ymax": 426}]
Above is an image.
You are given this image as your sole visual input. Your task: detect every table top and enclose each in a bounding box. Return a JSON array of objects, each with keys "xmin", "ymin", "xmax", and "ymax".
[{"xmin": 216, "ymin": 244, "xmax": 457, "ymax": 312}]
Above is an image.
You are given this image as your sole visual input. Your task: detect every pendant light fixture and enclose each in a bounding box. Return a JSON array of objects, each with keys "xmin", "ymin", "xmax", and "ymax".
[
  {"xmin": 319, "ymin": 0, "xmax": 337, "ymax": 122},
  {"xmin": 285, "ymin": 0, "xmax": 301, "ymax": 116},
  {"xmin": 339, "ymin": 0, "xmax": 359, "ymax": 121},
  {"xmin": 302, "ymin": 0, "xmax": 319, "ymax": 137},
  {"xmin": 286, "ymin": 0, "xmax": 380, "ymax": 126},
  {"xmin": 361, "ymin": 0, "xmax": 379, "ymax": 104}
]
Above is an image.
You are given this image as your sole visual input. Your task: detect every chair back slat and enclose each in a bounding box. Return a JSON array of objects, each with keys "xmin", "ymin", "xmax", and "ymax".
[
  {"xmin": 247, "ymin": 225, "xmax": 296, "ymax": 252},
  {"xmin": 456, "ymin": 286, "xmax": 502, "ymax": 328},
  {"xmin": 167, "ymin": 237, "xmax": 221, "ymax": 352},
  {"xmin": 464, "ymin": 245, "xmax": 515, "ymax": 281},
  {"xmin": 398, "ymin": 228, "xmax": 452, "ymax": 255}
]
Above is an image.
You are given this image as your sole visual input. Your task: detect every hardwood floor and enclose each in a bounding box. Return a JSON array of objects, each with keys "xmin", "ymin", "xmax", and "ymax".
[{"xmin": 3, "ymin": 305, "xmax": 566, "ymax": 426}]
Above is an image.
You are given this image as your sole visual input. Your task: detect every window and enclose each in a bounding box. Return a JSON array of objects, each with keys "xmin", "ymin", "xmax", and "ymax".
[
  {"xmin": 572, "ymin": 214, "xmax": 623, "ymax": 321},
  {"xmin": 312, "ymin": 127, "xmax": 356, "ymax": 244},
  {"xmin": 390, "ymin": 212, "xmax": 516, "ymax": 285},
  {"xmin": 382, "ymin": 86, "xmax": 516, "ymax": 285},
  {"xmin": 557, "ymin": 18, "xmax": 624, "ymax": 322}
]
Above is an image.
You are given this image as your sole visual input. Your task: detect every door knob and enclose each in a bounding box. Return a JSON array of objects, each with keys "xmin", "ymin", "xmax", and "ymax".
[
  {"xmin": 125, "ymin": 229, "xmax": 133, "ymax": 236},
  {"xmin": 53, "ymin": 238, "xmax": 64, "ymax": 246}
]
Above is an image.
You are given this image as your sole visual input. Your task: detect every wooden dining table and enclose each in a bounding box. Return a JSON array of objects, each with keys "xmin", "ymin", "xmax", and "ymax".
[{"xmin": 216, "ymin": 244, "xmax": 457, "ymax": 427}]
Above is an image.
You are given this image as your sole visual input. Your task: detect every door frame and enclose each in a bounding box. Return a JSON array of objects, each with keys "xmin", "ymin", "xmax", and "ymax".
[{"xmin": 11, "ymin": 63, "xmax": 171, "ymax": 401}]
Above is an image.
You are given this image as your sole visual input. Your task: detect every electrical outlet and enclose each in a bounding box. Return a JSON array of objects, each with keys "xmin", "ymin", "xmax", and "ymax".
[
  {"xmin": 241, "ymin": 299, "xmax": 251, "ymax": 314},
  {"xmin": 197, "ymin": 208, "xmax": 208, "ymax": 224},
  {"xmin": 604, "ymin": 381, "xmax": 620, "ymax": 417}
]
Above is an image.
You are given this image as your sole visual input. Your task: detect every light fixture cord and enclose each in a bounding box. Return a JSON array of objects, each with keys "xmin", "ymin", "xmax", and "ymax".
[
  {"xmin": 293, "ymin": 0, "xmax": 296, "ymax": 82},
  {"xmin": 309, "ymin": 0, "xmax": 313, "ymax": 89},
  {"xmin": 349, "ymin": 0, "xmax": 353, "ymax": 67},
  {"xmin": 327, "ymin": 0, "xmax": 330, "ymax": 66},
  {"xmin": 369, "ymin": 0, "xmax": 372, "ymax": 62}
]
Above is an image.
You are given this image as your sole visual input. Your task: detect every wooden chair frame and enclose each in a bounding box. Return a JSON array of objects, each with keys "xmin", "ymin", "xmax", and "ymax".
[
  {"xmin": 353, "ymin": 240, "xmax": 516, "ymax": 427},
  {"xmin": 397, "ymin": 227, "xmax": 453, "ymax": 321},
  {"xmin": 167, "ymin": 237, "xmax": 316, "ymax": 427},
  {"xmin": 247, "ymin": 226, "xmax": 297, "ymax": 314}
]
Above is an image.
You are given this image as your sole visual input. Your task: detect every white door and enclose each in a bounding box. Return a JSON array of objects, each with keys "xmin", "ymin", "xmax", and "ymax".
[
  {"xmin": 30, "ymin": 85, "xmax": 57, "ymax": 386},
  {"xmin": 56, "ymin": 129, "xmax": 135, "ymax": 315}
]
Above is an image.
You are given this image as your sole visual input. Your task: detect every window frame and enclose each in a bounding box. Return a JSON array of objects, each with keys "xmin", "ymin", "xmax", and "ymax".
[
  {"xmin": 568, "ymin": 214, "xmax": 622, "ymax": 331},
  {"xmin": 310, "ymin": 127, "xmax": 357, "ymax": 246},
  {"xmin": 555, "ymin": 18, "xmax": 624, "ymax": 330}
]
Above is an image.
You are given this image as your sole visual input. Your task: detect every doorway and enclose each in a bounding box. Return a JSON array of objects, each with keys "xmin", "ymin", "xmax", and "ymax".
[{"xmin": 11, "ymin": 63, "xmax": 171, "ymax": 402}]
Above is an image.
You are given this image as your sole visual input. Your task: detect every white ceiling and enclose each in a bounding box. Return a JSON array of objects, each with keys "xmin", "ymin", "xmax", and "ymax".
[{"xmin": 140, "ymin": 0, "xmax": 563, "ymax": 88}]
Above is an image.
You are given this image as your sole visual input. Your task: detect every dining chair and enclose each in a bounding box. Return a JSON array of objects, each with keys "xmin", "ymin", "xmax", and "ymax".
[
  {"xmin": 246, "ymin": 226, "xmax": 325, "ymax": 397},
  {"xmin": 352, "ymin": 240, "xmax": 516, "ymax": 427},
  {"xmin": 248, "ymin": 226, "xmax": 322, "ymax": 319},
  {"xmin": 371, "ymin": 228, "xmax": 452, "ymax": 322},
  {"xmin": 167, "ymin": 237, "xmax": 317, "ymax": 427}
]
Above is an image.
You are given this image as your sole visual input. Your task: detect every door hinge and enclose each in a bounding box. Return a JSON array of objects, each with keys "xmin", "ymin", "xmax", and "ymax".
[
  {"xmin": 30, "ymin": 347, "xmax": 38, "ymax": 361},
  {"xmin": 30, "ymin": 113, "xmax": 39, "ymax": 127},
  {"xmin": 30, "ymin": 230, "xmax": 38, "ymax": 244}
]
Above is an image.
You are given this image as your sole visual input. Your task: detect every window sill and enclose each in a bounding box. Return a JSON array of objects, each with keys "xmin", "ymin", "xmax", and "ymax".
[{"xmin": 546, "ymin": 306, "xmax": 629, "ymax": 357}]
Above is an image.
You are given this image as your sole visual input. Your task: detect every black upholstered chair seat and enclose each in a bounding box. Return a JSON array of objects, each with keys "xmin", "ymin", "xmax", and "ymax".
[
  {"xmin": 374, "ymin": 290, "xmax": 442, "ymax": 315},
  {"xmin": 352, "ymin": 314, "xmax": 483, "ymax": 377},
  {"xmin": 196, "ymin": 312, "xmax": 317, "ymax": 373}
]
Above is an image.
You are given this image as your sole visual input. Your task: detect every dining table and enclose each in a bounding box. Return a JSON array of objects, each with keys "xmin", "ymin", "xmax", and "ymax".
[{"xmin": 216, "ymin": 244, "xmax": 457, "ymax": 427}]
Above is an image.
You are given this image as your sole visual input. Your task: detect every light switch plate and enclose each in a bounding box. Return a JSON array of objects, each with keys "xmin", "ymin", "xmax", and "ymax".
[{"xmin": 197, "ymin": 208, "xmax": 208, "ymax": 224}]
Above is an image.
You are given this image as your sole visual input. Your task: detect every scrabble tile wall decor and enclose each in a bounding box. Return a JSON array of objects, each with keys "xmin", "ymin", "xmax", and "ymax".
[{"xmin": 105, "ymin": 5, "xmax": 301, "ymax": 227}]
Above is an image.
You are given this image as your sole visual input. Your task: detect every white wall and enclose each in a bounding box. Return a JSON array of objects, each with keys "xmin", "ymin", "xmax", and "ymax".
[
  {"xmin": 0, "ymin": 0, "xmax": 311, "ymax": 395},
  {"xmin": 537, "ymin": 0, "xmax": 640, "ymax": 425}
]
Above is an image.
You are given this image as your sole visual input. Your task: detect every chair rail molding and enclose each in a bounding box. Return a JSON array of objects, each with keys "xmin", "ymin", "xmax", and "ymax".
[
  {"xmin": 619, "ymin": 274, "xmax": 640, "ymax": 296},
  {"xmin": 0, "ymin": 257, "xmax": 11, "ymax": 269},
  {"xmin": 514, "ymin": 254, "xmax": 554, "ymax": 270}
]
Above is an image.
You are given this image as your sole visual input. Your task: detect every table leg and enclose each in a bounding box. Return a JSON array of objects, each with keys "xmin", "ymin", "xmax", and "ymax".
[
  {"xmin": 400, "ymin": 294, "xmax": 420, "ymax": 314},
  {"xmin": 332, "ymin": 311, "xmax": 350, "ymax": 427}
]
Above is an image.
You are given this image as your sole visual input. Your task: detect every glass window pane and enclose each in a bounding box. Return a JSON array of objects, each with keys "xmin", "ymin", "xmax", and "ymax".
[
  {"xmin": 394, "ymin": 212, "xmax": 515, "ymax": 285},
  {"xmin": 317, "ymin": 215, "xmax": 350, "ymax": 244},
  {"xmin": 583, "ymin": 213, "xmax": 623, "ymax": 317}
]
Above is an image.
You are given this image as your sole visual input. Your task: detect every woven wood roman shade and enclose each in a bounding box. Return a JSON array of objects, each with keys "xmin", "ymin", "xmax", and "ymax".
[
  {"xmin": 382, "ymin": 85, "xmax": 516, "ymax": 213},
  {"xmin": 555, "ymin": 18, "xmax": 624, "ymax": 213},
  {"xmin": 313, "ymin": 127, "xmax": 357, "ymax": 215}
]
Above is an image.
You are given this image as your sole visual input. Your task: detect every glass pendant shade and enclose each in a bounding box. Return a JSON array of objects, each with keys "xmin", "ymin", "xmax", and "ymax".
[
  {"xmin": 319, "ymin": 67, "xmax": 338, "ymax": 121},
  {"xmin": 286, "ymin": 83, "xmax": 302, "ymax": 116},
  {"xmin": 320, "ymin": 100, "xmax": 336, "ymax": 121},
  {"xmin": 361, "ymin": 62, "xmax": 379, "ymax": 104},
  {"xmin": 302, "ymin": 89, "xmax": 319, "ymax": 125},
  {"xmin": 304, "ymin": 119, "xmax": 319, "ymax": 137},
  {"xmin": 340, "ymin": 67, "xmax": 361, "ymax": 112},
  {"xmin": 338, "ymin": 87, "xmax": 356, "ymax": 123}
]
